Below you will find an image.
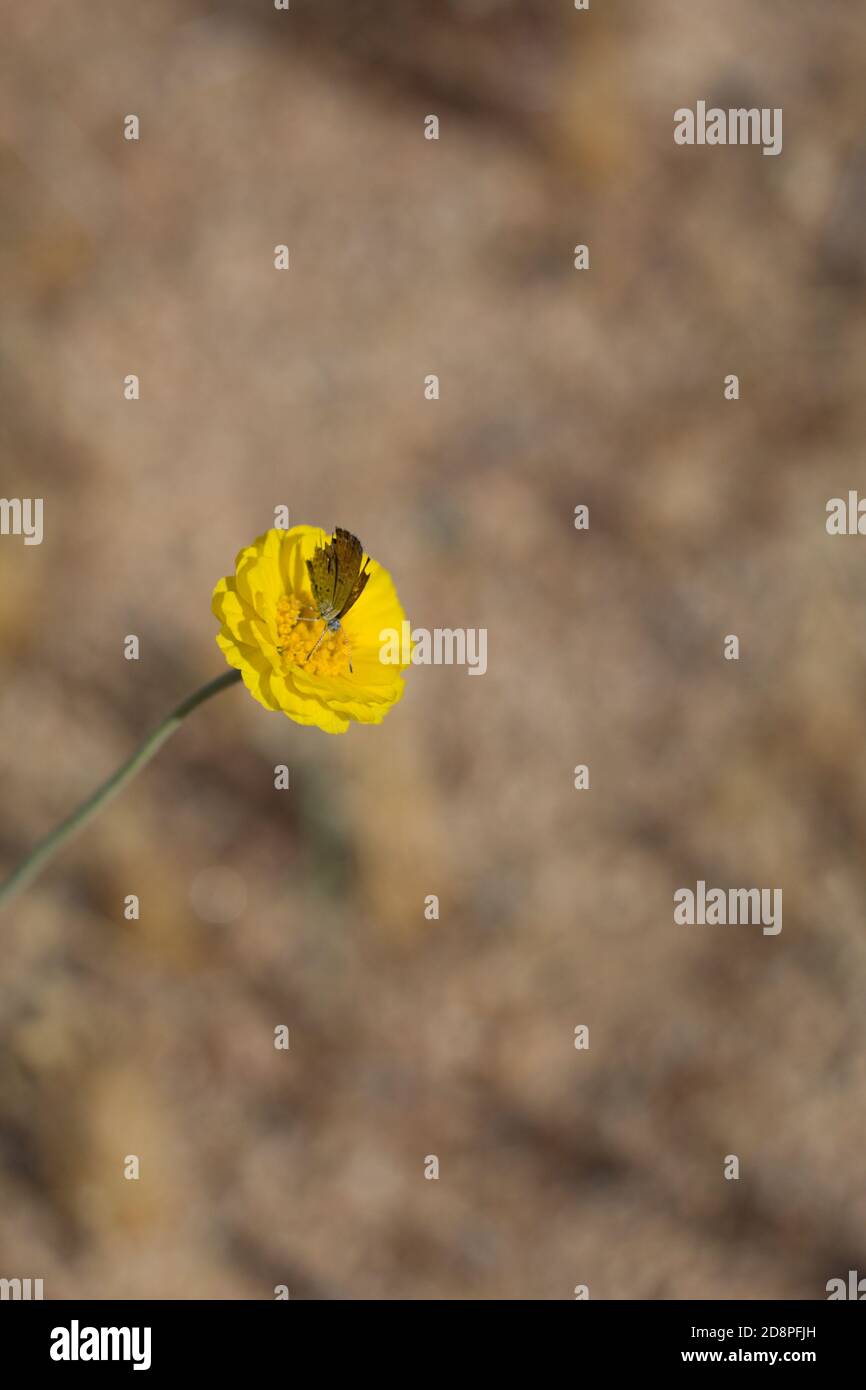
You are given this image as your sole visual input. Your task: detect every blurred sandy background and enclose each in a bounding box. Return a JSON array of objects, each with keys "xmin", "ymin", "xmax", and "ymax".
[{"xmin": 2, "ymin": 0, "xmax": 866, "ymax": 1299}]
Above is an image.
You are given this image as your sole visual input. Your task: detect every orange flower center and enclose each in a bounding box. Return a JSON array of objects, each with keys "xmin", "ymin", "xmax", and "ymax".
[{"xmin": 275, "ymin": 595, "xmax": 352, "ymax": 677}]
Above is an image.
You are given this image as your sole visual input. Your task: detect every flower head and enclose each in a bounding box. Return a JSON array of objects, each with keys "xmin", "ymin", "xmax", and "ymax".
[{"xmin": 212, "ymin": 526, "xmax": 410, "ymax": 734}]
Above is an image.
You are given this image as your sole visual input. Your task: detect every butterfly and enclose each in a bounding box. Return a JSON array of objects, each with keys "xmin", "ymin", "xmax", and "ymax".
[{"xmin": 300, "ymin": 528, "xmax": 371, "ymax": 670}]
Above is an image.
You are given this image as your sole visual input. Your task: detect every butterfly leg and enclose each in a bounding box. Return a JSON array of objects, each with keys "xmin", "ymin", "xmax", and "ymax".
[{"xmin": 304, "ymin": 627, "xmax": 329, "ymax": 663}]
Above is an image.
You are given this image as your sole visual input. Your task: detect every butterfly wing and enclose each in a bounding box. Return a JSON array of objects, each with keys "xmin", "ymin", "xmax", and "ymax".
[
  {"xmin": 306, "ymin": 537, "xmax": 340, "ymax": 621},
  {"xmin": 332, "ymin": 528, "xmax": 371, "ymax": 619},
  {"xmin": 306, "ymin": 528, "xmax": 369, "ymax": 623},
  {"xmin": 337, "ymin": 561, "xmax": 370, "ymax": 619}
]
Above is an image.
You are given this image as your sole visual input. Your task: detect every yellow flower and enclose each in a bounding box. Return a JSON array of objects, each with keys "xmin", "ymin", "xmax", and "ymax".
[{"xmin": 212, "ymin": 526, "xmax": 410, "ymax": 734}]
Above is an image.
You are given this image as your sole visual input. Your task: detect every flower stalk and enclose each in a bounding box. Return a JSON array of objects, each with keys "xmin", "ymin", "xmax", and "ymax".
[{"xmin": 0, "ymin": 668, "xmax": 242, "ymax": 913}]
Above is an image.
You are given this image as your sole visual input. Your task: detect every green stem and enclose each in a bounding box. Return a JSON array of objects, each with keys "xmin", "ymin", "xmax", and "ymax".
[{"xmin": 0, "ymin": 668, "xmax": 242, "ymax": 912}]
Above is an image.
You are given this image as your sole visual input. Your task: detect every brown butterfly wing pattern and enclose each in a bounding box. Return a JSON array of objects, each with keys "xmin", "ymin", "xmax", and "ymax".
[
  {"xmin": 306, "ymin": 528, "xmax": 371, "ymax": 625},
  {"xmin": 306, "ymin": 543, "xmax": 340, "ymax": 624},
  {"xmin": 334, "ymin": 531, "xmax": 371, "ymax": 619}
]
